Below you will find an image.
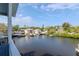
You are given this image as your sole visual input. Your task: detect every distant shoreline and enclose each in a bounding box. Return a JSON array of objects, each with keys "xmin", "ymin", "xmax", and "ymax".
[{"xmin": 48, "ymin": 33, "xmax": 79, "ymax": 39}]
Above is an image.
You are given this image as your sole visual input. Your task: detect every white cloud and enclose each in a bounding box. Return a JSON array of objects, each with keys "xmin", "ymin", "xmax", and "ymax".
[
  {"xmin": 27, "ymin": 3, "xmax": 79, "ymax": 11},
  {"xmin": 13, "ymin": 16, "xmax": 33, "ymax": 26},
  {"xmin": 32, "ymin": 5, "xmax": 38, "ymax": 9},
  {"xmin": 0, "ymin": 16, "xmax": 7, "ymax": 24},
  {"xmin": 45, "ymin": 8, "xmax": 50, "ymax": 11},
  {"xmin": 46, "ymin": 3, "xmax": 79, "ymax": 9},
  {"xmin": 39, "ymin": 3, "xmax": 79, "ymax": 11},
  {"xmin": 40, "ymin": 5, "xmax": 45, "ymax": 9},
  {"xmin": 19, "ymin": 14, "xmax": 23, "ymax": 17},
  {"xmin": 22, "ymin": 16, "xmax": 32, "ymax": 23}
]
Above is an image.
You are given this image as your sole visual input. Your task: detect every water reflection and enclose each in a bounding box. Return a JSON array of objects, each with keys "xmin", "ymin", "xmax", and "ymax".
[
  {"xmin": 13, "ymin": 36, "xmax": 79, "ymax": 56},
  {"xmin": 25, "ymin": 36, "xmax": 30, "ymax": 40}
]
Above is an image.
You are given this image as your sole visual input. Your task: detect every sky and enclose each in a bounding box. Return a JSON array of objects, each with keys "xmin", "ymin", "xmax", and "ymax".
[{"xmin": 0, "ymin": 3, "xmax": 79, "ymax": 27}]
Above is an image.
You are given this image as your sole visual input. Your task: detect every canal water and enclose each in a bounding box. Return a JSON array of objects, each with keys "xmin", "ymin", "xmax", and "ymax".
[{"xmin": 13, "ymin": 36, "xmax": 79, "ymax": 56}]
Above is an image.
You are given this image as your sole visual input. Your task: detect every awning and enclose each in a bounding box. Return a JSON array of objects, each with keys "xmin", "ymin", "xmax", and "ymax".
[{"xmin": 0, "ymin": 3, "xmax": 18, "ymax": 17}]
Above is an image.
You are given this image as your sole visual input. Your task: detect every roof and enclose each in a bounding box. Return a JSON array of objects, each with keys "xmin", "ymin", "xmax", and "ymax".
[{"xmin": 0, "ymin": 3, "xmax": 18, "ymax": 17}]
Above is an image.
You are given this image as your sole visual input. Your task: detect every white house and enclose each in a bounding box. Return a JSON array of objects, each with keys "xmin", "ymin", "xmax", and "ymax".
[
  {"xmin": 56, "ymin": 26, "xmax": 64, "ymax": 33},
  {"xmin": 24, "ymin": 29, "xmax": 34, "ymax": 36},
  {"xmin": 34, "ymin": 29, "xmax": 41, "ymax": 35}
]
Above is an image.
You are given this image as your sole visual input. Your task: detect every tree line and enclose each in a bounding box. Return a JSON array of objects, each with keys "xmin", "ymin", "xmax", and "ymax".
[{"xmin": 1, "ymin": 22, "xmax": 79, "ymax": 34}]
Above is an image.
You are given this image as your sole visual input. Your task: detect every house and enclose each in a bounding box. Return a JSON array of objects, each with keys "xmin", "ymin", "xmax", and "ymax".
[
  {"xmin": 34, "ymin": 29, "xmax": 41, "ymax": 35},
  {"xmin": 56, "ymin": 26, "xmax": 64, "ymax": 33},
  {"xmin": 24, "ymin": 29, "xmax": 34, "ymax": 36}
]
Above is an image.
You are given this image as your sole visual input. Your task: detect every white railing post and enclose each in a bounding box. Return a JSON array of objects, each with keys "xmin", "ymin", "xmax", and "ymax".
[
  {"xmin": 8, "ymin": 3, "xmax": 20, "ymax": 56},
  {"xmin": 8, "ymin": 3, "xmax": 12, "ymax": 56}
]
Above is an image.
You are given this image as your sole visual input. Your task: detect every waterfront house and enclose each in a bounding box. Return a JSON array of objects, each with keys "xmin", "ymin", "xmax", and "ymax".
[
  {"xmin": 34, "ymin": 29, "xmax": 42, "ymax": 35},
  {"xmin": 19, "ymin": 28, "xmax": 46, "ymax": 36},
  {"xmin": 23, "ymin": 29, "xmax": 34, "ymax": 36},
  {"xmin": 56, "ymin": 26, "xmax": 64, "ymax": 33}
]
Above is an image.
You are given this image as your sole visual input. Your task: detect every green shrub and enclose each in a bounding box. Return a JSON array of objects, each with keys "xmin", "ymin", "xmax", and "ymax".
[{"xmin": 51, "ymin": 32, "xmax": 79, "ymax": 39}]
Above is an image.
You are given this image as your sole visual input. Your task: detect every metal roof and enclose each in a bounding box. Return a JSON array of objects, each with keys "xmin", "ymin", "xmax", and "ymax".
[{"xmin": 0, "ymin": 3, "xmax": 18, "ymax": 17}]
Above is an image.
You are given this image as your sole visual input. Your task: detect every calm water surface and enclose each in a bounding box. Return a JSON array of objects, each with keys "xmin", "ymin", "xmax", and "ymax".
[{"xmin": 13, "ymin": 36, "xmax": 79, "ymax": 56}]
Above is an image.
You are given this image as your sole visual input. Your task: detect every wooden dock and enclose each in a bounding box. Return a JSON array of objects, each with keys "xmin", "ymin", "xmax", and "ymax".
[
  {"xmin": 0, "ymin": 36, "xmax": 8, "ymax": 39},
  {"xmin": 12, "ymin": 34, "xmax": 25, "ymax": 37},
  {"xmin": 0, "ymin": 34, "xmax": 25, "ymax": 39}
]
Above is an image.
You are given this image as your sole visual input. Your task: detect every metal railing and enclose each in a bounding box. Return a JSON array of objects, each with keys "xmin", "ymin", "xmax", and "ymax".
[{"xmin": 9, "ymin": 38, "xmax": 21, "ymax": 56}]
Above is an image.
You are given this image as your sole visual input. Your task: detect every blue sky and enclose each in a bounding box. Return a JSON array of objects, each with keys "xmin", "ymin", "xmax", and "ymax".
[{"xmin": 1, "ymin": 3, "xmax": 79, "ymax": 27}]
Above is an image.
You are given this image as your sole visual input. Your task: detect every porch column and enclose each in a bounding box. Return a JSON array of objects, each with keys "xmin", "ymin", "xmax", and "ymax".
[{"xmin": 8, "ymin": 3, "xmax": 12, "ymax": 55}]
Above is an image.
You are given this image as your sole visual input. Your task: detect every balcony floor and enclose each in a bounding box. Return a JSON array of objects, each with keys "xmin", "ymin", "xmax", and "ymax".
[{"xmin": 0, "ymin": 44, "xmax": 9, "ymax": 56}]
